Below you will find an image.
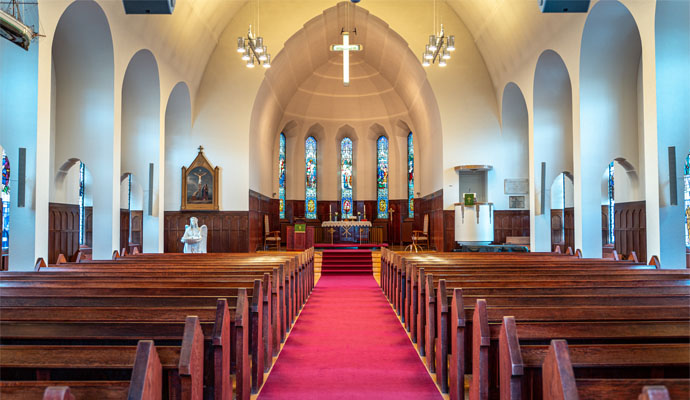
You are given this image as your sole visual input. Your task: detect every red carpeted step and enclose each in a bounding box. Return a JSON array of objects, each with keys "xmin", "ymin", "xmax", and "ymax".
[{"xmin": 257, "ymin": 274, "xmax": 442, "ymax": 400}]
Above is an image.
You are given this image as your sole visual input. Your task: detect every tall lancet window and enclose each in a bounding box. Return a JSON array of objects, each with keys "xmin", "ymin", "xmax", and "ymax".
[
  {"xmin": 1, "ymin": 151, "xmax": 10, "ymax": 251},
  {"xmin": 684, "ymin": 153, "xmax": 689, "ymax": 247},
  {"xmin": 407, "ymin": 132, "xmax": 414, "ymax": 218},
  {"xmin": 607, "ymin": 161, "xmax": 615, "ymax": 245},
  {"xmin": 340, "ymin": 138, "xmax": 354, "ymax": 219},
  {"xmin": 377, "ymin": 136, "xmax": 389, "ymax": 219},
  {"xmin": 305, "ymin": 136, "xmax": 318, "ymax": 219},
  {"xmin": 279, "ymin": 133, "xmax": 286, "ymax": 219},
  {"xmin": 79, "ymin": 161, "xmax": 86, "ymax": 245}
]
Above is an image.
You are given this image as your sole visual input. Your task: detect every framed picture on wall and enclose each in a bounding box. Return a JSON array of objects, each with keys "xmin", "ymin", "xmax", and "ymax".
[
  {"xmin": 181, "ymin": 146, "xmax": 220, "ymax": 211},
  {"xmin": 509, "ymin": 195, "xmax": 525, "ymax": 209}
]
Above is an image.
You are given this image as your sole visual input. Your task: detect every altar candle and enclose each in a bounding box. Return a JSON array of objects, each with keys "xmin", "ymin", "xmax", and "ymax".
[
  {"xmin": 364, "ymin": 204, "xmax": 366, "ymax": 215},
  {"xmin": 329, "ymin": 204, "xmax": 332, "ymax": 213}
]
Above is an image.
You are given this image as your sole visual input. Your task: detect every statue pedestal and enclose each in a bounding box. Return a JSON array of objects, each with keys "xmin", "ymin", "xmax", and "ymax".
[{"xmin": 454, "ymin": 203, "xmax": 494, "ymax": 245}]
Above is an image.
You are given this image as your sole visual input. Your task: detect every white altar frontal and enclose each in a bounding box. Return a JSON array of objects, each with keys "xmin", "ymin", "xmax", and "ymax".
[
  {"xmin": 322, "ymin": 221, "xmax": 372, "ymax": 243},
  {"xmin": 454, "ymin": 203, "xmax": 494, "ymax": 245}
]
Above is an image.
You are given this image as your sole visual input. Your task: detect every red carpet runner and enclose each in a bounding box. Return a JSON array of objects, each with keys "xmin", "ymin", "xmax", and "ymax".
[
  {"xmin": 258, "ymin": 274, "xmax": 442, "ymax": 400},
  {"xmin": 320, "ymin": 249, "xmax": 373, "ymax": 274}
]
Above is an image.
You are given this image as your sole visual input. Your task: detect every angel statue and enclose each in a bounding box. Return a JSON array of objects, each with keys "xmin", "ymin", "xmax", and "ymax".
[{"xmin": 180, "ymin": 217, "xmax": 208, "ymax": 253}]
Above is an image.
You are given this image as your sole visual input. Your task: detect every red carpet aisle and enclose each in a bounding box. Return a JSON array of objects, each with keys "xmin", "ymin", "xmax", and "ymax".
[{"xmin": 258, "ymin": 274, "xmax": 442, "ymax": 400}]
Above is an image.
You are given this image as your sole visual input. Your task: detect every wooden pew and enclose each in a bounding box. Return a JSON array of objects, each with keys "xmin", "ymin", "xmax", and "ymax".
[
  {"xmin": 1, "ymin": 299, "xmax": 245, "ymax": 400},
  {"xmin": 543, "ymin": 341, "xmax": 688, "ymax": 400},
  {"xmin": 499, "ymin": 319, "xmax": 690, "ymax": 400},
  {"xmin": 1, "ymin": 318, "xmax": 201, "ymax": 400},
  {"xmin": 1, "ymin": 340, "xmax": 162, "ymax": 400},
  {"xmin": 464, "ymin": 301, "xmax": 690, "ymax": 400}
]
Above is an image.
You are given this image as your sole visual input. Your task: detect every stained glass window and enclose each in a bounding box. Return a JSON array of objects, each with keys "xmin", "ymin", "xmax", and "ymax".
[
  {"xmin": 79, "ymin": 162, "xmax": 85, "ymax": 246},
  {"xmin": 279, "ymin": 133, "xmax": 286, "ymax": 219},
  {"xmin": 607, "ymin": 161, "xmax": 615, "ymax": 245},
  {"xmin": 377, "ymin": 136, "xmax": 389, "ymax": 219},
  {"xmin": 407, "ymin": 132, "xmax": 414, "ymax": 218},
  {"xmin": 1, "ymin": 152, "xmax": 10, "ymax": 251},
  {"xmin": 684, "ymin": 153, "xmax": 689, "ymax": 247},
  {"xmin": 305, "ymin": 136, "xmax": 317, "ymax": 219},
  {"xmin": 340, "ymin": 138, "xmax": 353, "ymax": 219}
]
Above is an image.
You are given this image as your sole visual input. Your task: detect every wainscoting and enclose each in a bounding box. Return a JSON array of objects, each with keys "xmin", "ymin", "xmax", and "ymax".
[
  {"xmin": 48, "ymin": 203, "xmax": 92, "ymax": 264},
  {"xmin": 163, "ymin": 211, "xmax": 248, "ymax": 253}
]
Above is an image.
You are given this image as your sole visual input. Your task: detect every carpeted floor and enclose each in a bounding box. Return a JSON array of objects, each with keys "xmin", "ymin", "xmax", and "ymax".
[{"xmin": 258, "ymin": 273, "xmax": 442, "ymax": 400}]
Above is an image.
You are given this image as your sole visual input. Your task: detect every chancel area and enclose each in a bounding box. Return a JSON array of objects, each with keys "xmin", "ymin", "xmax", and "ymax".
[{"xmin": 0, "ymin": 0, "xmax": 689, "ymax": 399}]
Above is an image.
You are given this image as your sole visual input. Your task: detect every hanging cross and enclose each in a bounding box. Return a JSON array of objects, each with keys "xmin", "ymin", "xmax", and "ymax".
[{"xmin": 330, "ymin": 31, "xmax": 362, "ymax": 87}]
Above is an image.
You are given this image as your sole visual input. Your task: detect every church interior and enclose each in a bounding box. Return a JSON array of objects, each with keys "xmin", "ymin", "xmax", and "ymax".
[{"xmin": 0, "ymin": 0, "xmax": 689, "ymax": 399}]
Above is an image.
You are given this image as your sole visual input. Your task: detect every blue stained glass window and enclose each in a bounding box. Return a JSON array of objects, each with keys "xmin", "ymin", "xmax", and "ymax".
[
  {"xmin": 341, "ymin": 138, "xmax": 353, "ymax": 219},
  {"xmin": 279, "ymin": 133, "xmax": 286, "ymax": 219},
  {"xmin": 684, "ymin": 153, "xmax": 689, "ymax": 247},
  {"xmin": 377, "ymin": 136, "xmax": 389, "ymax": 219},
  {"xmin": 1, "ymin": 152, "xmax": 10, "ymax": 251},
  {"xmin": 608, "ymin": 161, "xmax": 615, "ymax": 245},
  {"xmin": 407, "ymin": 132, "xmax": 414, "ymax": 218},
  {"xmin": 79, "ymin": 162, "xmax": 85, "ymax": 246},
  {"xmin": 305, "ymin": 136, "xmax": 317, "ymax": 219}
]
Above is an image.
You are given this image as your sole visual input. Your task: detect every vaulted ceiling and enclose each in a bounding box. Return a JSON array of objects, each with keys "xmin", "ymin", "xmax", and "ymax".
[{"xmin": 124, "ymin": 0, "xmax": 586, "ymax": 92}]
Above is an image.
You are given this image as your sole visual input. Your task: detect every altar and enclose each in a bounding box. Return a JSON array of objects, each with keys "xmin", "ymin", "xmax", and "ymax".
[{"xmin": 322, "ymin": 220, "xmax": 372, "ymax": 243}]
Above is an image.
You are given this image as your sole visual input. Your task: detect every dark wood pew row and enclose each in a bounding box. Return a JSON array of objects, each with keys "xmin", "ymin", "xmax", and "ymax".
[
  {"xmin": 503, "ymin": 330, "xmax": 690, "ymax": 400},
  {"xmin": 376, "ymin": 249, "xmax": 690, "ymax": 400},
  {"xmin": 1, "ymin": 340, "xmax": 162, "ymax": 400},
  {"xmin": 10, "ymin": 249, "xmax": 316, "ymax": 397},
  {"xmin": 0, "ymin": 279, "xmax": 264, "ymax": 397},
  {"xmin": 460, "ymin": 300, "xmax": 690, "ymax": 400},
  {"xmin": 0, "ymin": 319, "xmax": 202, "ymax": 400},
  {"xmin": 543, "ymin": 341, "xmax": 688, "ymax": 400}
]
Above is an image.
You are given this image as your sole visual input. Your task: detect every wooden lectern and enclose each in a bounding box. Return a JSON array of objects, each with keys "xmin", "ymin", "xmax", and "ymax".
[{"xmin": 287, "ymin": 218, "xmax": 315, "ymax": 250}]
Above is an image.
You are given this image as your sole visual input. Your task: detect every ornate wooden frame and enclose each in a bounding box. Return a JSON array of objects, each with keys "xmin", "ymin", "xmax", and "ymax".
[{"xmin": 181, "ymin": 146, "xmax": 220, "ymax": 211}]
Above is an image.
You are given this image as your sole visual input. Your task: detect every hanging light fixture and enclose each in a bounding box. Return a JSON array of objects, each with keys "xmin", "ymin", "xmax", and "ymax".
[
  {"xmin": 236, "ymin": 0, "xmax": 271, "ymax": 69},
  {"xmin": 421, "ymin": 0, "xmax": 455, "ymax": 68}
]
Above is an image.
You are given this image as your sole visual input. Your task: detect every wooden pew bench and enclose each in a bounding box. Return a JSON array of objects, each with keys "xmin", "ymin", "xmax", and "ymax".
[
  {"xmin": 0, "ymin": 340, "xmax": 163, "ymax": 400},
  {"xmin": 543, "ymin": 340, "xmax": 689, "ymax": 400}
]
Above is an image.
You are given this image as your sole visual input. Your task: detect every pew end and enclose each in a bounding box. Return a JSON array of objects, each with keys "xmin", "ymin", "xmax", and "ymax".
[
  {"xmin": 628, "ymin": 251, "xmax": 639, "ymax": 263},
  {"xmin": 649, "ymin": 255, "xmax": 661, "ymax": 269},
  {"xmin": 471, "ymin": 298, "xmax": 490, "ymax": 400},
  {"xmin": 212, "ymin": 298, "xmax": 232, "ymax": 400},
  {"xmin": 43, "ymin": 387, "xmax": 74, "ymax": 400},
  {"xmin": 112, "ymin": 250, "xmax": 120, "ymax": 260},
  {"xmin": 449, "ymin": 288, "xmax": 466, "ymax": 400},
  {"xmin": 235, "ymin": 288, "xmax": 251, "ymax": 400},
  {"xmin": 499, "ymin": 316, "xmax": 524, "ymax": 400},
  {"xmin": 575, "ymin": 249, "xmax": 583, "ymax": 258},
  {"xmin": 542, "ymin": 340, "xmax": 578, "ymax": 400},
  {"xmin": 565, "ymin": 247, "xmax": 574, "ymax": 256},
  {"xmin": 178, "ymin": 316, "xmax": 204, "ymax": 400},
  {"xmin": 127, "ymin": 340, "xmax": 163, "ymax": 400},
  {"xmin": 34, "ymin": 258, "xmax": 47, "ymax": 271},
  {"xmin": 55, "ymin": 254, "xmax": 68, "ymax": 265},
  {"xmin": 639, "ymin": 386, "xmax": 670, "ymax": 400}
]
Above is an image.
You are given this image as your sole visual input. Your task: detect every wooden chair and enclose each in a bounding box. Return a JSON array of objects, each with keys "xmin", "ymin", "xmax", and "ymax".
[
  {"xmin": 264, "ymin": 214, "xmax": 281, "ymax": 251},
  {"xmin": 411, "ymin": 214, "xmax": 429, "ymax": 251}
]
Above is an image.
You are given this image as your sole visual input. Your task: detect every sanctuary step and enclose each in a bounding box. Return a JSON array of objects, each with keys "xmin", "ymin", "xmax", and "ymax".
[{"xmin": 321, "ymin": 249, "xmax": 373, "ymax": 274}]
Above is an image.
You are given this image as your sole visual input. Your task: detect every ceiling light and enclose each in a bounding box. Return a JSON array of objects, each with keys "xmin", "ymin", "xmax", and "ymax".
[
  {"xmin": 246, "ymin": 59, "xmax": 255, "ymax": 68},
  {"xmin": 237, "ymin": 37, "xmax": 245, "ymax": 52},
  {"xmin": 236, "ymin": 20, "xmax": 271, "ymax": 71},
  {"xmin": 420, "ymin": 24, "xmax": 454, "ymax": 68},
  {"xmin": 262, "ymin": 54, "xmax": 271, "ymax": 68}
]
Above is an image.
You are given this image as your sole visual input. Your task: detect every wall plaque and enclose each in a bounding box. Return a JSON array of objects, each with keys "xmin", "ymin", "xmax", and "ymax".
[{"xmin": 504, "ymin": 179, "xmax": 528, "ymax": 194}]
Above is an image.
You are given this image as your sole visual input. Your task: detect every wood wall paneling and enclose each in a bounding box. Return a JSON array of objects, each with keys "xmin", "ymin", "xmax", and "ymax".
[
  {"xmin": 493, "ymin": 210, "xmax": 530, "ymax": 246},
  {"xmin": 164, "ymin": 211, "xmax": 248, "ymax": 253},
  {"xmin": 48, "ymin": 203, "xmax": 80, "ymax": 264}
]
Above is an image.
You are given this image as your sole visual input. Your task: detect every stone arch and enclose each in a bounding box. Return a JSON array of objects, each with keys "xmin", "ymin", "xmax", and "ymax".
[
  {"xmin": 121, "ymin": 49, "xmax": 161, "ymax": 252},
  {"xmin": 50, "ymin": 0, "xmax": 114, "ymax": 259},
  {"xmin": 533, "ymin": 50, "xmax": 573, "ymax": 251},
  {"xmin": 579, "ymin": 0, "xmax": 643, "ymax": 257},
  {"xmin": 164, "ymin": 81, "xmax": 192, "ymax": 211},
  {"xmin": 249, "ymin": 2, "xmax": 442, "ymax": 199}
]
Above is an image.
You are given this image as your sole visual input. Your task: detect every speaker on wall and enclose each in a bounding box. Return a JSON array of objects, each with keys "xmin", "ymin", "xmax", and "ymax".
[
  {"xmin": 540, "ymin": 162, "xmax": 546, "ymax": 215},
  {"xmin": 669, "ymin": 146, "xmax": 677, "ymax": 206},
  {"xmin": 148, "ymin": 163, "xmax": 154, "ymax": 216},
  {"xmin": 123, "ymin": 0, "xmax": 175, "ymax": 15},
  {"xmin": 17, "ymin": 148, "xmax": 26, "ymax": 208},
  {"xmin": 539, "ymin": 0, "xmax": 590, "ymax": 13}
]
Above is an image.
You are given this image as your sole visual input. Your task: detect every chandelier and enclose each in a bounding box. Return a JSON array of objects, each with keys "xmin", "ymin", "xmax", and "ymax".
[
  {"xmin": 422, "ymin": 24, "xmax": 455, "ymax": 67},
  {"xmin": 421, "ymin": 0, "xmax": 455, "ymax": 67},
  {"xmin": 237, "ymin": 24, "xmax": 271, "ymax": 69}
]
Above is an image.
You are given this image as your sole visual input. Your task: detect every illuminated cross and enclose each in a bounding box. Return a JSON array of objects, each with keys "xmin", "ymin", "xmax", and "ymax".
[{"xmin": 330, "ymin": 31, "xmax": 362, "ymax": 87}]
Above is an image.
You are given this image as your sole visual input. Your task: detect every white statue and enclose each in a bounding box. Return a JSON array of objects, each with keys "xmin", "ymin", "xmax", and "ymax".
[{"xmin": 181, "ymin": 217, "xmax": 208, "ymax": 253}]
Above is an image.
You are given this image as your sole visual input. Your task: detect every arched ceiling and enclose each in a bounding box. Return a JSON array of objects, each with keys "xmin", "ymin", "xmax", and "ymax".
[{"xmin": 115, "ymin": 0, "xmax": 588, "ymax": 92}]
